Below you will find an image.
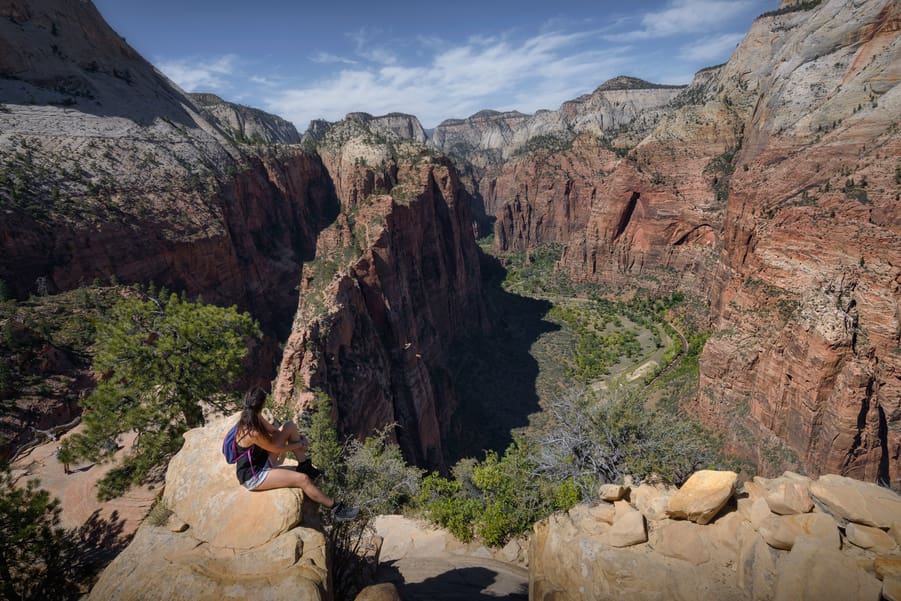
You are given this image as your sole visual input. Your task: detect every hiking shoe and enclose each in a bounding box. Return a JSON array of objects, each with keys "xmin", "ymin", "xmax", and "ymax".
[
  {"xmin": 296, "ymin": 459, "xmax": 324, "ymax": 480},
  {"xmin": 331, "ymin": 501, "xmax": 360, "ymax": 522}
]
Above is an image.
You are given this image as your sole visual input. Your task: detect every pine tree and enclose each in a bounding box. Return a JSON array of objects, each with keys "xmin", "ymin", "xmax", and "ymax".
[{"xmin": 62, "ymin": 291, "xmax": 261, "ymax": 499}]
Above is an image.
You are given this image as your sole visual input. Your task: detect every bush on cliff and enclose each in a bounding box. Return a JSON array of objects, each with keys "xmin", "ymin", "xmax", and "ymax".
[{"xmin": 62, "ymin": 290, "xmax": 260, "ymax": 499}]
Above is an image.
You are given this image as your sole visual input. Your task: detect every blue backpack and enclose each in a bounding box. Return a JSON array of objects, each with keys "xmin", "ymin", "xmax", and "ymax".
[{"xmin": 222, "ymin": 424, "xmax": 252, "ymax": 464}]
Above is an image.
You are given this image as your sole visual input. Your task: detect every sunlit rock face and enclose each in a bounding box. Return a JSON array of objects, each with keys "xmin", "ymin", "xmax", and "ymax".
[
  {"xmin": 441, "ymin": 0, "xmax": 901, "ymax": 488},
  {"xmin": 87, "ymin": 414, "xmax": 329, "ymax": 601}
]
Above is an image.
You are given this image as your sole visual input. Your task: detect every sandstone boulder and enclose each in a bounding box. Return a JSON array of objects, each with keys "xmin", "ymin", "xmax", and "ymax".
[
  {"xmin": 608, "ymin": 506, "xmax": 647, "ymax": 548},
  {"xmin": 809, "ymin": 475, "xmax": 901, "ymax": 528},
  {"xmin": 773, "ymin": 538, "xmax": 882, "ymax": 601},
  {"xmin": 876, "ymin": 557, "xmax": 901, "ymax": 580},
  {"xmin": 651, "ymin": 520, "xmax": 710, "ymax": 564},
  {"xmin": 759, "ymin": 513, "xmax": 840, "ymax": 550},
  {"xmin": 884, "ymin": 577, "xmax": 901, "ymax": 601},
  {"xmin": 666, "ymin": 470, "xmax": 737, "ymax": 524},
  {"xmin": 599, "ymin": 483, "xmax": 628, "ymax": 501},
  {"xmin": 845, "ymin": 523, "xmax": 897, "ymax": 553},
  {"xmin": 355, "ymin": 583, "xmax": 402, "ymax": 601},
  {"xmin": 765, "ymin": 481, "xmax": 813, "ymax": 515},
  {"xmin": 88, "ymin": 414, "xmax": 327, "ymax": 601},
  {"xmin": 631, "ymin": 482, "xmax": 674, "ymax": 521},
  {"xmin": 750, "ymin": 497, "xmax": 773, "ymax": 529}
]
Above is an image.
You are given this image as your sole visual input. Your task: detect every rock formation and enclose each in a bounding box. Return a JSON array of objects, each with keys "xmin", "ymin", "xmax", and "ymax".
[
  {"xmin": 87, "ymin": 414, "xmax": 330, "ymax": 601},
  {"xmin": 189, "ymin": 92, "xmax": 301, "ymax": 144},
  {"xmin": 0, "ymin": 0, "xmax": 334, "ymax": 335},
  {"xmin": 443, "ymin": 0, "xmax": 901, "ymax": 487},
  {"xmin": 430, "ymin": 77, "xmax": 683, "ymax": 166},
  {"xmin": 530, "ymin": 470, "xmax": 900, "ymax": 600},
  {"xmin": 273, "ymin": 118, "xmax": 491, "ymax": 469}
]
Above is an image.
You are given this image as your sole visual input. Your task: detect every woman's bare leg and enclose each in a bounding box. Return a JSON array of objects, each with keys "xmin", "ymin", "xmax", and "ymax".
[
  {"xmin": 253, "ymin": 467, "xmax": 333, "ymax": 507},
  {"xmin": 266, "ymin": 421, "xmax": 306, "ymax": 464}
]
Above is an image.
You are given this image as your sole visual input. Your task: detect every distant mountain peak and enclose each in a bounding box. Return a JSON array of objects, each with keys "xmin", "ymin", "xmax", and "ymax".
[{"xmin": 594, "ymin": 76, "xmax": 686, "ymax": 92}]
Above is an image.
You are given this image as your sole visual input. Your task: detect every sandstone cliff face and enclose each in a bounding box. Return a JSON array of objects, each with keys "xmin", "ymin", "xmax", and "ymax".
[
  {"xmin": 88, "ymin": 414, "xmax": 329, "ymax": 601},
  {"xmin": 0, "ymin": 0, "xmax": 337, "ymax": 335},
  {"xmin": 189, "ymin": 93, "xmax": 301, "ymax": 144},
  {"xmin": 429, "ymin": 77, "xmax": 683, "ymax": 166},
  {"xmin": 274, "ymin": 122, "xmax": 490, "ymax": 469},
  {"xmin": 694, "ymin": 0, "xmax": 901, "ymax": 488},
  {"xmin": 461, "ymin": 0, "xmax": 901, "ymax": 486}
]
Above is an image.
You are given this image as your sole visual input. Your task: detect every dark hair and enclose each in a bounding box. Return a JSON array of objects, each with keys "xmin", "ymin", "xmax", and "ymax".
[{"xmin": 237, "ymin": 387, "xmax": 271, "ymax": 443}]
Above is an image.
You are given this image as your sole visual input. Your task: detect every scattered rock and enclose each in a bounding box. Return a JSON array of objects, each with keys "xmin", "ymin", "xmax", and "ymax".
[
  {"xmin": 809, "ymin": 475, "xmax": 901, "ymax": 528},
  {"xmin": 759, "ymin": 513, "xmax": 840, "ymax": 550},
  {"xmin": 845, "ymin": 523, "xmax": 897, "ymax": 553},
  {"xmin": 773, "ymin": 538, "xmax": 882, "ymax": 601},
  {"xmin": 666, "ymin": 470, "xmax": 737, "ymax": 525},
  {"xmin": 765, "ymin": 481, "xmax": 813, "ymax": 515},
  {"xmin": 599, "ymin": 483, "xmax": 628, "ymax": 501},
  {"xmin": 608, "ymin": 507, "xmax": 647, "ymax": 547},
  {"xmin": 631, "ymin": 483, "xmax": 673, "ymax": 521}
]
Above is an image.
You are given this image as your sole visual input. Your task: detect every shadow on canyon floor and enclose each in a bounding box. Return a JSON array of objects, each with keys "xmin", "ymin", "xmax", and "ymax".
[{"xmin": 446, "ymin": 254, "xmax": 558, "ymax": 463}]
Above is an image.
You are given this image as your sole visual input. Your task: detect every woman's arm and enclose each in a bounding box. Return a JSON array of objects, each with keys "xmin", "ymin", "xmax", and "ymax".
[{"xmin": 248, "ymin": 430, "xmax": 306, "ymax": 454}]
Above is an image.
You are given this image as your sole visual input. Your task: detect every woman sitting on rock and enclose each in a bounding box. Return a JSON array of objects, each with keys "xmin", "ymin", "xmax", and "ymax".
[{"xmin": 234, "ymin": 388, "xmax": 358, "ymax": 522}]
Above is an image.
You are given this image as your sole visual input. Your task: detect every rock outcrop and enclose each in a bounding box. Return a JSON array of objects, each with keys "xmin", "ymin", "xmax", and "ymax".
[
  {"xmin": 189, "ymin": 92, "xmax": 301, "ymax": 144},
  {"xmin": 0, "ymin": 0, "xmax": 335, "ymax": 335},
  {"xmin": 88, "ymin": 414, "xmax": 329, "ymax": 601},
  {"xmin": 530, "ymin": 470, "xmax": 899, "ymax": 600},
  {"xmin": 273, "ymin": 119, "xmax": 491, "ymax": 469}
]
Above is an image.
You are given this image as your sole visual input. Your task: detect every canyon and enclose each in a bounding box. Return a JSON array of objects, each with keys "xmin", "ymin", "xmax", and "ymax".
[{"xmin": 2, "ymin": 0, "xmax": 899, "ymax": 487}]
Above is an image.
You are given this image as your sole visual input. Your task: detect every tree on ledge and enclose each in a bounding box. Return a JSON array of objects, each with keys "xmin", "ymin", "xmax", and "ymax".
[{"xmin": 61, "ymin": 290, "xmax": 260, "ymax": 499}]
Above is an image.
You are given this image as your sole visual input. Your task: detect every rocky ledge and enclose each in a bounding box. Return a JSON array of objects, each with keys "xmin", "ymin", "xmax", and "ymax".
[
  {"xmin": 531, "ymin": 470, "xmax": 901, "ymax": 601},
  {"xmin": 87, "ymin": 413, "xmax": 329, "ymax": 601}
]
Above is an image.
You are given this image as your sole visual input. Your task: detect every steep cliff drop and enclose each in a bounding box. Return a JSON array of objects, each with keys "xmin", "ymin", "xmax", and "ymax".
[
  {"xmin": 273, "ymin": 116, "xmax": 492, "ymax": 470},
  {"xmin": 443, "ymin": 0, "xmax": 901, "ymax": 488}
]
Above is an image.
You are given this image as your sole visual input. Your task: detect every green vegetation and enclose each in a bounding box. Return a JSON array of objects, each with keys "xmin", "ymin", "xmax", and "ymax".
[
  {"xmin": 61, "ymin": 290, "xmax": 260, "ymax": 499},
  {"xmin": 0, "ymin": 464, "xmax": 129, "ymax": 600},
  {"xmin": 417, "ymin": 386, "xmax": 726, "ymax": 546},
  {"xmin": 706, "ymin": 143, "xmax": 741, "ymax": 202},
  {"xmin": 513, "ymin": 133, "xmax": 575, "ymax": 157},
  {"xmin": 300, "ymin": 392, "xmax": 421, "ymax": 601},
  {"xmin": 757, "ymin": 0, "xmax": 822, "ymax": 20},
  {"xmin": 0, "ymin": 286, "xmax": 122, "ymax": 424}
]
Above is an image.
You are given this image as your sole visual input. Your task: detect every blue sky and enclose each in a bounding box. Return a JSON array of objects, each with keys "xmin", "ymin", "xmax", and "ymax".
[{"xmin": 93, "ymin": 0, "xmax": 773, "ymax": 130}]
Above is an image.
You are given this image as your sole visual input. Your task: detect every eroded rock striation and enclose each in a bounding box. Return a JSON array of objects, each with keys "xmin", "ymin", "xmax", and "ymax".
[
  {"xmin": 447, "ymin": 0, "xmax": 901, "ymax": 487},
  {"xmin": 189, "ymin": 92, "xmax": 301, "ymax": 144},
  {"xmin": 274, "ymin": 119, "xmax": 491, "ymax": 469}
]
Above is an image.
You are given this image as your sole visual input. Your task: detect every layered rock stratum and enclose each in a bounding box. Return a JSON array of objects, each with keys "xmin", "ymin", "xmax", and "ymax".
[
  {"xmin": 444, "ymin": 0, "xmax": 901, "ymax": 488},
  {"xmin": 273, "ymin": 117, "xmax": 490, "ymax": 469}
]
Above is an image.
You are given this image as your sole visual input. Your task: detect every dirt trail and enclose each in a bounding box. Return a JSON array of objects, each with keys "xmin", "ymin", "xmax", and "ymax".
[{"xmin": 9, "ymin": 425, "xmax": 156, "ymax": 534}]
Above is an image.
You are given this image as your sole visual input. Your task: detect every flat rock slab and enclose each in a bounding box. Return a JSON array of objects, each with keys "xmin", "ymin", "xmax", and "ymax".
[
  {"xmin": 810, "ymin": 474, "xmax": 901, "ymax": 528},
  {"xmin": 376, "ymin": 556, "xmax": 527, "ymax": 601}
]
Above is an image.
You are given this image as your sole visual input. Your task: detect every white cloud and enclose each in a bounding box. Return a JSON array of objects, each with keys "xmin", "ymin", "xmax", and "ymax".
[
  {"xmin": 155, "ymin": 55, "xmax": 237, "ymax": 92},
  {"xmin": 266, "ymin": 30, "xmax": 629, "ymax": 129},
  {"xmin": 309, "ymin": 52, "xmax": 357, "ymax": 65},
  {"xmin": 607, "ymin": 0, "xmax": 752, "ymax": 40},
  {"xmin": 680, "ymin": 32, "xmax": 745, "ymax": 62}
]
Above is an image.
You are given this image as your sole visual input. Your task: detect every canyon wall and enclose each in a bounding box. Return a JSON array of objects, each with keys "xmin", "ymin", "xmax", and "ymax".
[
  {"xmin": 273, "ymin": 120, "xmax": 491, "ymax": 469},
  {"xmin": 452, "ymin": 0, "xmax": 901, "ymax": 486}
]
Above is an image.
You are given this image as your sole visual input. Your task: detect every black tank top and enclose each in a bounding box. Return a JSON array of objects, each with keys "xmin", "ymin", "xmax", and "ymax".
[{"xmin": 235, "ymin": 436, "xmax": 270, "ymax": 484}]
